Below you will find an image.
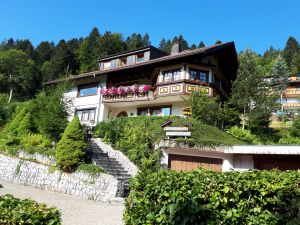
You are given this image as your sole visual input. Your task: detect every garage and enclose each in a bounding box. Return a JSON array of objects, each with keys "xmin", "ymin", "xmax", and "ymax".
[
  {"xmin": 168, "ymin": 154, "xmax": 223, "ymax": 172},
  {"xmin": 253, "ymin": 155, "xmax": 300, "ymax": 170}
]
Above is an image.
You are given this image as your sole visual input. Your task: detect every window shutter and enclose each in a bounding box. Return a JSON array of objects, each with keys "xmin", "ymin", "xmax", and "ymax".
[{"xmin": 144, "ymin": 51, "xmax": 150, "ymax": 61}]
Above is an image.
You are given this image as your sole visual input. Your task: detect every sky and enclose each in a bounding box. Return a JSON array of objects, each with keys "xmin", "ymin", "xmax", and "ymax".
[{"xmin": 0, "ymin": 0, "xmax": 299, "ymax": 54}]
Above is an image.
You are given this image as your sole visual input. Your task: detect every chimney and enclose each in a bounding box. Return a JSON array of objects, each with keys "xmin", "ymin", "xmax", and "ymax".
[{"xmin": 170, "ymin": 42, "xmax": 181, "ymax": 55}]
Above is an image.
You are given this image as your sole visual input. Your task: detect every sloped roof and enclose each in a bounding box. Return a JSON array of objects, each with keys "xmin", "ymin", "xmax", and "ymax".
[{"xmin": 44, "ymin": 42, "xmax": 238, "ymax": 85}]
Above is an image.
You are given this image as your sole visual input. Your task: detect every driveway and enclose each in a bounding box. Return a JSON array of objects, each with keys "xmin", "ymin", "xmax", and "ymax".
[{"xmin": 0, "ymin": 179, "xmax": 125, "ymax": 225}]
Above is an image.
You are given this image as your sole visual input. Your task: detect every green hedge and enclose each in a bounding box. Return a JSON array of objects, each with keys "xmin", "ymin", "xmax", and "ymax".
[
  {"xmin": 124, "ymin": 169, "xmax": 300, "ymax": 225},
  {"xmin": 0, "ymin": 194, "xmax": 61, "ymax": 224}
]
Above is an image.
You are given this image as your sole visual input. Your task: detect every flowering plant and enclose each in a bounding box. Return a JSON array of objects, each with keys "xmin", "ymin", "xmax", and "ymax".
[
  {"xmin": 105, "ymin": 88, "xmax": 112, "ymax": 96},
  {"xmin": 143, "ymin": 85, "xmax": 150, "ymax": 93},
  {"xmin": 100, "ymin": 88, "xmax": 106, "ymax": 95},
  {"xmin": 112, "ymin": 87, "xmax": 118, "ymax": 95},
  {"xmin": 133, "ymin": 86, "xmax": 139, "ymax": 93},
  {"xmin": 125, "ymin": 86, "xmax": 132, "ymax": 93},
  {"xmin": 118, "ymin": 86, "xmax": 125, "ymax": 95}
]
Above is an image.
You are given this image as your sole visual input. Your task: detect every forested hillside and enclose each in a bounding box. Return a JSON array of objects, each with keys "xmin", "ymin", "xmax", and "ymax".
[{"xmin": 1, "ymin": 27, "xmax": 299, "ymax": 102}]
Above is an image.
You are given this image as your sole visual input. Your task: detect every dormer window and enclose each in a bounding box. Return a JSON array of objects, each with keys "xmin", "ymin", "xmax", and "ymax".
[
  {"xmin": 103, "ymin": 61, "xmax": 111, "ymax": 70},
  {"xmin": 136, "ymin": 53, "xmax": 144, "ymax": 63},
  {"xmin": 119, "ymin": 57, "xmax": 127, "ymax": 67}
]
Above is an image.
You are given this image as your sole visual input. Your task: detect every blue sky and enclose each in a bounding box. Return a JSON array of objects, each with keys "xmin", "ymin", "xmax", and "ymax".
[{"xmin": 0, "ymin": 0, "xmax": 299, "ymax": 54}]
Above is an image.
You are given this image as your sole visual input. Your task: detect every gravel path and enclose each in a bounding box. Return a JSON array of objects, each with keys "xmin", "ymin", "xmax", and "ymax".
[{"xmin": 0, "ymin": 179, "xmax": 125, "ymax": 225}]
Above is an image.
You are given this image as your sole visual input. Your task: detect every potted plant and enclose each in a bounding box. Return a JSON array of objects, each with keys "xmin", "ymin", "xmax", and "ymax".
[
  {"xmin": 118, "ymin": 86, "xmax": 125, "ymax": 98},
  {"xmin": 143, "ymin": 85, "xmax": 150, "ymax": 97}
]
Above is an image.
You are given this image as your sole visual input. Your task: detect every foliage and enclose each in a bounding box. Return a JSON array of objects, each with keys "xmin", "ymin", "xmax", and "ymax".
[
  {"xmin": 0, "ymin": 49, "xmax": 36, "ymax": 102},
  {"xmin": 279, "ymin": 136, "xmax": 300, "ymax": 144},
  {"xmin": 189, "ymin": 91, "xmax": 240, "ymax": 129},
  {"xmin": 93, "ymin": 117, "xmax": 242, "ymax": 171},
  {"xmin": 271, "ymin": 55, "xmax": 289, "ymax": 94},
  {"xmin": 230, "ymin": 49, "xmax": 278, "ymax": 132},
  {"xmin": 0, "ymin": 94, "xmax": 19, "ymax": 127},
  {"xmin": 20, "ymin": 133, "xmax": 52, "ymax": 148},
  {"xmin": 55, "ymin": 116, "xmax": 87, "ymax": 172},
  {"xmin": 15, "ymin": 112, "xmax": 34, "ymax": 135},
  {"xmin": 0, "ymin": 194, "xmax": 61, "ymax": 224},
  {"xmin": 226, "ymin": 126, "xmax": 260, "ymax": 144},
  {"xmin": 77, "ymin": 163, "xmax": 104, "ymax": 176},
  {"xmin": 282, "ymin": 36, "xmax": 300, "ymax": 70},
  {"xmin": 290, "ymin": 116, "xmax": 300, "ymax": 137},
  {"xmin": 124, "ymin": 169, "xmax": 300, "ymax": 225}
]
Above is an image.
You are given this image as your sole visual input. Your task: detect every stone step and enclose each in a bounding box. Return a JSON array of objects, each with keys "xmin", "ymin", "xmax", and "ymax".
[{"xmin": 94, "ymin": 161, "xmax": 121, "ymax": 166}]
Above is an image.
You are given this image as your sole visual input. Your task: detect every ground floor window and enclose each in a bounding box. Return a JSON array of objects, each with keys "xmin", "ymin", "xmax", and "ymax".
[
  {"xmin": 75, "ymin": 108, "xmax": 96, "ymax": 122},
  {"xmin": 137, "ymin": 106, "xmax": 171, "ymax": 116}
]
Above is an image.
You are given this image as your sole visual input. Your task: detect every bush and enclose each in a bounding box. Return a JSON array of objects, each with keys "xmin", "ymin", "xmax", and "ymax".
[
  {"xmin": 290, "ymin": 116, "xmax": 300, "ymax": 137},
  {"xmin": 21, "ymin": 133, "xmax": 52, "ymax": 148},
  {"xmin": 55, "ymin": 116, "xmax": 87, "ymax": 172},
  {"xmin": 0, "ymin": 194, "xmax": 61, "ymax": 224},
  {"xmin": 279, "ymin": 136, "xmax": 300, "ymax": 144},
  {"xmin": 124, "ymin": 169, "xmax": 300, "ymax": 225},
  {"xmin": 15, "ymin": 112, "xmax": 34, "ymax": 135},
  {"xmin": 226, "ymin": 126, "xmax": 260, "ymax": 144},
  {"xmin": 77, "ymin": 163, "xmax": 104, "ymax": 176},
  {"xmin": 5, "ymin": 106, "xmax": 29, "ymax": 133}
]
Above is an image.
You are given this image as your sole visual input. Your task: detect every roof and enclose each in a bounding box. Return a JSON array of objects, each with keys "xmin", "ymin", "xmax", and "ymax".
[
  {"xmin": 98, "ymin": 45, "xmax": 167, "ymax": 62},
  {"xmin": 44, "ymin": 42, "xmax": 238, "ymax": 85}
]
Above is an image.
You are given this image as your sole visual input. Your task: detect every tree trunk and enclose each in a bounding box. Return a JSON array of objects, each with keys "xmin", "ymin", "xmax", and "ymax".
[
  {"xmin": 8, "ymin": 88, "xmax": 13, "ymax": 103},
  {"xmin": 242, "ymin": 107, "xmax": 246, "ymax": 130}
]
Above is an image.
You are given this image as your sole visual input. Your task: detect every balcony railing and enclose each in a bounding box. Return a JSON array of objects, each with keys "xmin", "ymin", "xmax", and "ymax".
[
  {"xmin": 283, "ymin": 90, "xmax": 300, "ymax": 96},
  {"xmin": 282, "ymin": 102, "xmax": 300, "ymax": 108},
  {"xmin": 100, "ymin": 85, "xmax": 154, "ymax": 102}
]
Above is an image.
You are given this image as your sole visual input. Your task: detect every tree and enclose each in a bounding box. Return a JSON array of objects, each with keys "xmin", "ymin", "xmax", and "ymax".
[
  {"xmin": 98, "ymin": 32, "xmax": 125, "ymax": 57},
  {"xmin": 159, "ymin": 38, "xmax": 172, "ymax": 53},
  {"xmin": 282, "ymin": 36, "xmax": 300, "ymax": 69},
  {"xmin": 0, "ymin": 49, "xmax": 35, "ymax": 102},
  {"xmin": 55, "ymin": 116, "xmax": 87, "ymax": 172},
  {"xmin": 230, "ymin": 49, "xmax": 276, "ymax": 131},
  {"xmin": 78, "ymin": 27, "xmax": 101, "ymax": 72},
  {"xmin": 190, "ymin": 44, "xmax": 197, "ymax": 49},
  {"xmin": 290, "ymin": 52, "xmax": 300, "ymax": 74},
  {"xmin": 34, "ymin": 41, "xmax": 54, "ymax": 66},
  {"xmin": 173, "ymin": 35, "xmax": 189, "ymax": 51},
  {"xmin": 125, "ymin": 33, "xmax": 145, "ymax": 50},
  {"xmin": 271, "ymin": 55, "xmax": 289, "ymax": 111},
  {"xmin": 215, "ymin": 40, "xmax": 222, "ymax": 44},
  {"xmin": 198, "ymin": 41, "xmax": 205, "ymax": 48}
]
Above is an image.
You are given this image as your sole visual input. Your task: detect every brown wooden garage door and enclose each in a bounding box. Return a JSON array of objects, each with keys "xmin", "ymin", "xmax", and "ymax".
[
  {"xmin": 168, "ymin": 154, "xmax": 223, "ymax": 172},
  {"xmin": 254, "ymin": 155, "xmax": 300, "ymax": 170}
]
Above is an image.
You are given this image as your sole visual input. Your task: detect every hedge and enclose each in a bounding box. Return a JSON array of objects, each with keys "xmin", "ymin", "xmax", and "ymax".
[
  {"xmin": 0, "ymin": 194, "xmax": 61, "ymax": 224},
  {"xmin": 124, "ymin": 169, "xmax": 300, "ymax": 225}
]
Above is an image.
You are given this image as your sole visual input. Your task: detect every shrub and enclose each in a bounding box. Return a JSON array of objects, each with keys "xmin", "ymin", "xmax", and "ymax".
[
  {"xmin": 226, "ymin": 126, "xmax": 260, "ymax": 144},
  {"xmin": 55, "ymin": 116, "xmax": 87, "ymax": 172},
  {"xmin": 15, "ymin": 112, "xmax": 34, "ymax": 135},
  {"xmin": 0, "ymin": 194, "xmax": 61, "ymax": 224},
  {"xmin": 5, "ymin": 106, "xmax": 29, "ymax": 133},
  {"xmin": 77, "ymin": 163, "xmax": 104, "ymax": 176},
  {"xmin": 279, "ymin": 136, "xmax": 300, "ymax": 144},
  {"xmin": 21, "ymin": 133, "xmax": 52, "ymax": 148},
  {"xmin": 290, "ymin": 116, "xmax": 300, "ymax": 137},
  {"xmin": 124, "ymin": 169, "xmax": 300, "ymax": 225}
]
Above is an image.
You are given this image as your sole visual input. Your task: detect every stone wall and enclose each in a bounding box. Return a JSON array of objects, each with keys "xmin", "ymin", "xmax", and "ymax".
[
  {"xmin": 93, "ymin": 138, "xmax": 138, "ymax": 176},
  {"xmin": 0, "ymin": 153, "xmax": 123, "ymax": 203}
]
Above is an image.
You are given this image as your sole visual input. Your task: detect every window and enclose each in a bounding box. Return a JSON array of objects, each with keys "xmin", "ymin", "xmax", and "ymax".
[
  {"xmin": 119, "ymin": 57, "xmax": 127, "ymax": 66},
  {"xmin": 163, "ymin": 69, "xmax": 181, "ymax": 82},
  {"xmin": 189, "ymin": 69, "xmax": 209, "ymax": 82},
  {"xmin": 103, "ymin": 61, "xmax": 111, "ymax": 70},
  {"xmin": 136, "ymin": 53, "xmax": 144, "ymax": 62},
  {"xmin": 138, "ymin": 106, "xmax": 171, "ymax": 116},
  {"xmin": 78, "ymin": 83, "xmax": 98, "ymax": 97},
  {"xmin": 76, "ymin": 108, "xmax": 96, "ymax": 122}
]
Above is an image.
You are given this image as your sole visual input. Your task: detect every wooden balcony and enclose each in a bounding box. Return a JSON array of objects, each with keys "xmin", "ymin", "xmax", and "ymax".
[
  {"xmin": 282, "ymin": 102, "xmax": 300, "ymax": 109},
  {"xmin": 283, "ymin": 90, "xmax": 300, "ymax": 97},
  {"xmin": 155, "ymin": 80, "xmax": 213, "ymax": 97}
]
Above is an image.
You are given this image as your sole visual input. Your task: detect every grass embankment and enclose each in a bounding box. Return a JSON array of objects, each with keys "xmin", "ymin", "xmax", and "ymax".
[{"xmin": 93, "ymin": 116, "xmax": 242, "ymax": 171}]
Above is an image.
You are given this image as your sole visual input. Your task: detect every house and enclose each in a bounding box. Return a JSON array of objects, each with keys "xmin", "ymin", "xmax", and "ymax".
[
  {"xmin": 45, "ymin": 42, "xmax": 238, "ymax": 126},
  {"xmin": 281, "ymin": 76, "xmax": 300, "ymax": 114}
]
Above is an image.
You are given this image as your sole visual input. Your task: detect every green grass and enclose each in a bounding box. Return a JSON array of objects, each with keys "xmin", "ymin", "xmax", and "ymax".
[{"xmin": 77, "ymin": 163, "xmax": 105, "ymax": 176}]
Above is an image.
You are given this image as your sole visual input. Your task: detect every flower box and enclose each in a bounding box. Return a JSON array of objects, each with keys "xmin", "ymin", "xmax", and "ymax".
[{"xmin": 126, "ymin": 93, "xmax": 134, "ymax": 98}]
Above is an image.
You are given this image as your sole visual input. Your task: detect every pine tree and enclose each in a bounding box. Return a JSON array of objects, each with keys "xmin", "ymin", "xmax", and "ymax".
[
  {"xmin": 55, "ymin": 116, "xmax": 87, "ymax": 172},
  {"xmin": 190, "ymin": 44, "xmax": 197, "ymax": 49},
  {"xmin": 198, "ymin": 41, "xmax": 205, "ymax": 48},
  {"xmin": 159, "ymin": 38, "xmax": 172, "ymax": 53},
  {"xmin": 282, "ymin": 36, "xmax": 300, "ymax": 69}
]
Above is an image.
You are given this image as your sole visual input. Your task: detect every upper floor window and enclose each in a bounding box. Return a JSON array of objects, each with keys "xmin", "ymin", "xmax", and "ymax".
[
  {"xmin": 78, "ymin": 83, "xmax": 98, "ymax": 97},
  {"xmin": 76, "ymin": 108, "xmax": 96, "ymax": 122},
  {"xmin": 119, "ymin": 57, "xmax": 127, "ymax": 66},
  {"xmin": 189, "ymin": 69, "xmax": 209, "ymax": 82},
  {"xmin": 162, "ymin": 69, "xmax": 181, "ymax": 82},
  {"xmin": 103, "ymin": 61, "xmax": 111, "ymax": 70},
  {"xmin": 136, "ymin": 53, "xmax": 144, "ymax": 63}
]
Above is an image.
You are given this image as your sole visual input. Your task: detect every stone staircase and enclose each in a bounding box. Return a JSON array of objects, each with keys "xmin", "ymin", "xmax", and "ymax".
[{"xmin": 88, "ymin": 139, "xmax": 133, "ymax": 197}]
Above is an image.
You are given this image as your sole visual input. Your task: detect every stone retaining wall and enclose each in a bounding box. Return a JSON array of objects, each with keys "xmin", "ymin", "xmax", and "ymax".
[
  {"xmin": 93, "ymin": 138, "xmax": 138, "ymax": 176},
  {"xmin": 0, "ymin": 154, "xmax": 123, "ymax": 203}
]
